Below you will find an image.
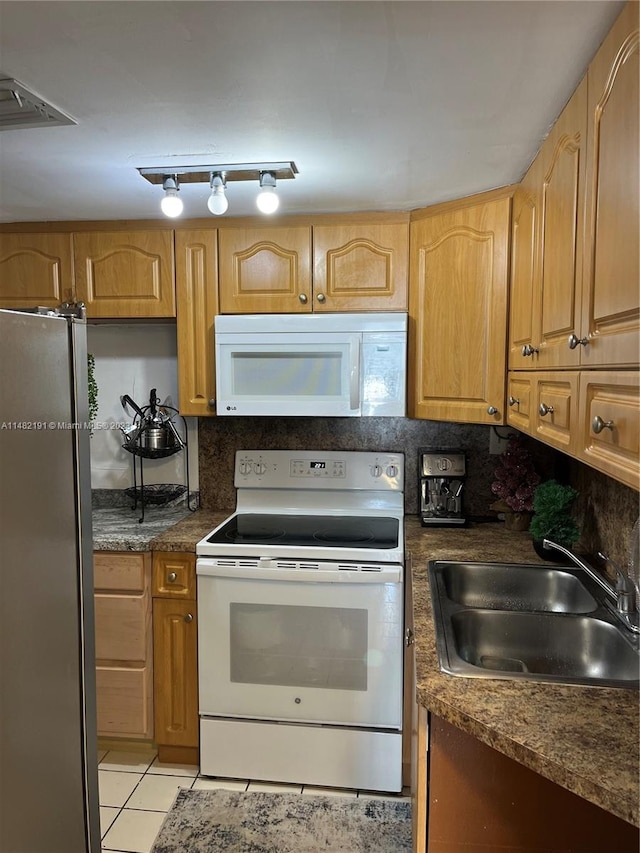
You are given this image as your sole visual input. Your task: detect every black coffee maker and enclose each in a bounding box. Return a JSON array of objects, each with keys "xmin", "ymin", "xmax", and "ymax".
[{"xmin": 419, "ymin": 448, "xmax": 467, "ymax": 527}]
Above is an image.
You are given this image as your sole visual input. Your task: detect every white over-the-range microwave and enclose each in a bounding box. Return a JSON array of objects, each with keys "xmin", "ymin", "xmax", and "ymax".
[{"xmin": 214, "ymin": 313, "xmax": 407, "ymax": 417}]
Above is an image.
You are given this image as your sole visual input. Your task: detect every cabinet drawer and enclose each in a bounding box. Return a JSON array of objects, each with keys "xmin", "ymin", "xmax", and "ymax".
[
  {"xmin": 93, "ymin": 552, "xmax": 148, "ymax": 592},
  {"xmin": 534, "ymin": 372, "xmax": 580, "ymax": 454},
  {"xmin": 578, "ymin": 371, "xmax": 640, "ymax": 490},
  {"xmin": 153, "ymin": 552, "xmax": 196, "ymax": 598},
  {"xmin": 96, "ymin": 665, "xmax": 153, "ymax": 739},
  {"xmin": 94, "ymin": 593, "xmax": 149, "ymax": 661},
  {"xmin": 506, "ymin": 374, "xmax": 534, "ymax": 434}
]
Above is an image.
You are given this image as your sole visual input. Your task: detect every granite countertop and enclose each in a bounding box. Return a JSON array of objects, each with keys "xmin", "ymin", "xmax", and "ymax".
[
  {"xmin": 405, "ymin": 517, "xmax": 639, "ymax": 828},
  {"xmin": 91, "ymin": 505, "xmax": 200, "ymax": 551}
]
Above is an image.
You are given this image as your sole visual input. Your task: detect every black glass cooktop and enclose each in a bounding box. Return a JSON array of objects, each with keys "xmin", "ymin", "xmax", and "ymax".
[{"xmin": 206, "ymin": 513, "xmax": 399, "ymax": 549}]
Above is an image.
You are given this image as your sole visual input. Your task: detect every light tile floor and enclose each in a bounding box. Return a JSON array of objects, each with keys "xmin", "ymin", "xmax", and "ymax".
[{"xmin": 99, "ymin": 748, "xmax": 410, "ymax": 853}]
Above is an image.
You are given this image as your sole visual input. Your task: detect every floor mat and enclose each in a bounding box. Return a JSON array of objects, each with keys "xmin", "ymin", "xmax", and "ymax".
[{"xmin": 151, "ymin": 788, "xmax": 412, "ymax": 853}]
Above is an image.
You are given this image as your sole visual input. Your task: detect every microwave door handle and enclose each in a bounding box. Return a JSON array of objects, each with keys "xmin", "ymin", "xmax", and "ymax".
[{"xmin": 350, "ymin": 338, "xmax": 360, "ymax": 410}]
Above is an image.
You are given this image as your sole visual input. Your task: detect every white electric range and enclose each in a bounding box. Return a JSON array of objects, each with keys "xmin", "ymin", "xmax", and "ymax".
[{"xmin": 196, "ymin": 449, "xmax": 406, "ymax": 792}]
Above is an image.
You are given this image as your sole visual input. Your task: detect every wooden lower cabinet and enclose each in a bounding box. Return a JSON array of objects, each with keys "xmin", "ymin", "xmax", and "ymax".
[
  {"xmin": 423, "ymin": 715, "xmax": 638, "ymax": 853},
  {"xmin": 94, "ymin": 551, "xmax": 153, "ymax": 740},
  {"xmin": 152, "ymin": 552, "xmax": 199, "ymax": 764}
]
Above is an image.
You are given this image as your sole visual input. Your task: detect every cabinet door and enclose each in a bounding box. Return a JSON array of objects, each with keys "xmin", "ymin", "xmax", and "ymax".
[
  {"xmin": 536, "ymin": 78, "xmax": 587, "ymax": 369},
  {"xmin": 581, "ymin": 1, "xmax": 639, "ymax": 367},
  {"xmin": 153, "ymin": 598, "xmax": 199, "ymax": 750},
  {"xmin": 175, "ymin": 230, "xmax": 218, "ymax": 416},
  {"xmin": 508, "ymin": 159, "xmax": 541, "ymax": 370},
  {"xmin": 218, "ymin": 226, "xmax": 312, "ymax": 313},
  {"xmin": 578, "ymin": 370, "xmax": 639, "ymax": 490},
  {"xmin": 0, "ymin": 233, "xmax": 74, "ymax": 308},
  {"xmin": 409, "ymin": 195, "xmax": 511, "ymax": 424},
  {"xmin": 534, "ymin": 371, "xmax": 580, "ymax": 456},
  {"xmin": 74, "ymin": 230, "xmax": 176, "ymax": 318},
  {"xmin": 312, "ymin": 220, "xmax": 408, "ymax": 312}
]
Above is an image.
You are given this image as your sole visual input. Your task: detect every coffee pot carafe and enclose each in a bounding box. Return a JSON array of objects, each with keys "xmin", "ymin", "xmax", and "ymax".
[{"xmin": 419, "ymin": 448, "xmax": 467, "ymax": 527}]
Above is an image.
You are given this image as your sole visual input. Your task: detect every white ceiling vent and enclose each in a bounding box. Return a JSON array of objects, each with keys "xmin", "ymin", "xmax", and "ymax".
[{"xmin": 0, "ymin": 77, "xmax": 76, "ymax": 131}]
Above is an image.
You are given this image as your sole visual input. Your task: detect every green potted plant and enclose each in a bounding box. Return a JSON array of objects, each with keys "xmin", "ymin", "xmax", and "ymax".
[{"xmin": 530, "ymin": 480, "xmax": 580, "ymax": 560}]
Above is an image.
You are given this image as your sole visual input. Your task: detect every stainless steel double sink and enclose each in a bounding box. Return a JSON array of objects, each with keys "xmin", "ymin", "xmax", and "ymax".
[{"xmin": 428, "ymin": 561, "xmax": 640, "ymax": 689}]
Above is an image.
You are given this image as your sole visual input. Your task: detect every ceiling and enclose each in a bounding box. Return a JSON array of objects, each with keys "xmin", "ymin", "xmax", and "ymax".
[{"xmin": 0, "ymin": 0, "xmax": 624, "ymax": 224}]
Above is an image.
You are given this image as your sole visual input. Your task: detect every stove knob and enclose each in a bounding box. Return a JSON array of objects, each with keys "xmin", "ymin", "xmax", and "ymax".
[
  {"xmin": 386, "ymin": 464, "xmax": 398, "ymax": 478},
  {"xmin": 239, "ymin": 460, "xmax": 250, "ymax": 476},
  {"xmin": 253, "ymin": 461, "xmax": 266, "ymax": 475},
  {"xmin": 371, "ymin": 465, "xmax": 383, "ymax": 477}
]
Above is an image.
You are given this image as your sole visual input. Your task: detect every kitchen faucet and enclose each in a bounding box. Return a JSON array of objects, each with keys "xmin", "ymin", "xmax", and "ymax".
[{"xmin": 542, "ymin": 539, "xmax": 640, "ymax": 635}]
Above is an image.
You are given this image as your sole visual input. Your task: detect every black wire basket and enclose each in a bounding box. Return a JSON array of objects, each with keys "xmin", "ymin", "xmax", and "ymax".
[{"xmin": 124, "ymin": 484, "xmax": 187, "ymax": 506}]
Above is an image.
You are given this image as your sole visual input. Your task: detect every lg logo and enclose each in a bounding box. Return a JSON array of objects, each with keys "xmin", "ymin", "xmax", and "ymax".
[{"xmin": 226, "ymin": 405, "xmax": 237, "ymax": 411}]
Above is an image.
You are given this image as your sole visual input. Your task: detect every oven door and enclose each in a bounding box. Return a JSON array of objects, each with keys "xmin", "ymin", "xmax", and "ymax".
[{"xmin": 196, "ymin": 560, "xmax": 403, "ymax": 729}]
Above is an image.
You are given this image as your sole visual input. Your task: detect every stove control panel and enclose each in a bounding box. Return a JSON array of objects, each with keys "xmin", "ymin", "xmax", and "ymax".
[{"xmin": 234, "ymin": 450, "xmax": 404, "ymax": 490}]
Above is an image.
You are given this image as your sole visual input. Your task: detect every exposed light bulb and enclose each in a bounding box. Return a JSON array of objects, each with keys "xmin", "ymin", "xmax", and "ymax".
[
  {"xmin": 207, "ymin": 174, "xmax": 229, "ymax": 215},
  {"xmin": 256, "ymin": 187, "xmax": 279, "ymax": 214},
  {"xmin": 161, "ymin": 190, "xmax": 183, "ymax": 218},
  {"xmin": 160, "ymin": 176, "xmax": 183, "ymax": 218}
]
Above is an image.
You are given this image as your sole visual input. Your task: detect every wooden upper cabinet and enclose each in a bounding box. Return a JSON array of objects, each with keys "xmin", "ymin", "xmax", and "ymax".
[
  {"xmin": 536, "ymin": 77, "xmax": 587, "ymax": 369},
  {"xmin": 175, "ymin": 230, "xmax": 218, "ymax": 416},
  {"xmin": 0, "ymin": 232, "xmax": 74, "ymax": 308},
  {"xmin": 581, "ymin": 1, "xmax": 639, "ymax": 368},
  {"xmin": 218, "ymin": 226, "xmax": 312, "ymax": 313},
  {"xmin": 312, "ymin": 220, "xmax": 408, "ymax": 312},
  {"xmin": 578, "ymin": 370, "xmax": 639, "ymax": 490},
  {"xmin": 409, "ymin": 192, "xmax": 511, "ymax": 424},
  {"xmin": 73, "ymin": 230, "xmax": 176, "ymax": 318},
  {"xmin": 509, "ymin": 158, "xmax": 541, "ymax": 369}
]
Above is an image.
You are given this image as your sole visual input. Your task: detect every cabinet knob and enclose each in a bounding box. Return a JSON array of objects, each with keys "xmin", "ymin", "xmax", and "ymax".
[
  {"xmin": 184, "ymin": 613, "xmax": 193, "ymax": 624},
  {"xmin": 568, "ymin": 333, "xmax": 589, "ymax": 350},
  {"xmin": 208, "ymin": 398, "xmax": 216, "ymax": 408},
  {"xmin": 508, "ymin": 396, "xmax": 519, "ymax": 407},
  {"xmin": 521, "ymin": 345, "xmax": 539, "ymax": 357},
  {"xmin": 298, "ymin": 293, "xmax": 308, "ymax": 304},
  {"xmin": 538, "ymin": 403, "xmax": 554, "ymax": 417},
  {"xmin": 316, "ymin": 292, "xmax": 326, "ymax": 303},
  {"xmin": 486, "ymin": 406, "xmax": 498, "ymax": 415},
  {"xmin": 592, "ymin": 415, "xmax": 614, "ymax": 435},
  {"xmin": 167, "ymin": 572, "xmax": 177, "ymax": 583}
]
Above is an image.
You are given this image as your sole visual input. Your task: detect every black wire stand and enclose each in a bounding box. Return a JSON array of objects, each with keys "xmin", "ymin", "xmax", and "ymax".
[{"xmin": 121, "ymin": 408, "xmax": 198, "ymax": 523}]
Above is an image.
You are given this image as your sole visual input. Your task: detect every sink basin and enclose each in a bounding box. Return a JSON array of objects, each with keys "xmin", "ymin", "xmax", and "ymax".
[
  {"xmin": 429, "ymin": 561, "xmax": 640, "ymax": 689},
  {"xmin": 451, "ymin": 610, "xmax": 640, "ymax": 683},
  {"xmin": 440, "ymin": 562, "xmax": 598, "ymax": 613}
]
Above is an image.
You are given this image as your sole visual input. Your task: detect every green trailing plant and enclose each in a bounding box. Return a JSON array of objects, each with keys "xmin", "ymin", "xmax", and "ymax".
[
  {"xmin": 529, "ymin": 480, "xmax": 579, "ymax": 547},
  {"xmin": 87, "ymin": 353, "xmax": 98, "ymax": 434}
]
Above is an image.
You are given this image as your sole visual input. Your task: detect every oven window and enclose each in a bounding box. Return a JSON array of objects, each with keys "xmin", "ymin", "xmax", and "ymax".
[{"xmin": 230, "ymin": 603, "xmax": 368, "ymax": 691}]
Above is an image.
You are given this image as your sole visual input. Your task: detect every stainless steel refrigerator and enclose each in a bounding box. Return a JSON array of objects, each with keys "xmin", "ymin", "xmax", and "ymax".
[{"xmin": 0, "ymin": 307, "xmax": 100, "ymax": 852}]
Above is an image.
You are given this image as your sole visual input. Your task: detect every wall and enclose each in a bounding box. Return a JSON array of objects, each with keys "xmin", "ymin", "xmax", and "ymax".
[
  {"xmin": 87, "ymin": 324, "xmax": 198, "ymax": 491},
  {"xmin": 197, "ymin": 416, "xmax": 553, "ymax": 516},
  {"xmin": 567, "ymin": 459, "xmax": 639, "ymax": 571}
]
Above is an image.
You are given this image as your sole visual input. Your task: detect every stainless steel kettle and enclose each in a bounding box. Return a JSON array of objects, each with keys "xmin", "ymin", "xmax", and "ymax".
[{"xmin": 120, "ymin": 389, "xmax": 184, "ymax": 453}]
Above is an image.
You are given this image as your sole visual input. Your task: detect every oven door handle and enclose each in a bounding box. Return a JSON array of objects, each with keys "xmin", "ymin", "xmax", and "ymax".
[{"xmin": 196, "ymin": 561, "xmax": 402, "ymax": 584}]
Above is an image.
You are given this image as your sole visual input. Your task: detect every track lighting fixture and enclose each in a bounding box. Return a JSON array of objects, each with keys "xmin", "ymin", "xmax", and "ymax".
[
  {"xmin": 160, "ymin": 175, "xmax": 183, "ymax": 218},
  {"xmin": 138, "ymin": 161, "xmax": 297, "ymax": 218},
  {"xmin": 207, "ymin": 172, "xmax": 229, "ymax": 216},
  {"xmin": 256, "ymin": 171, "xmax": 279, "ymax": 214}
]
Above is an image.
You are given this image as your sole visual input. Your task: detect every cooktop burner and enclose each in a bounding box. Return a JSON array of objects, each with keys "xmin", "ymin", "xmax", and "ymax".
[{"xmin": 207, "ymin": 513, "xmax": 399, "ymax": 550}]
